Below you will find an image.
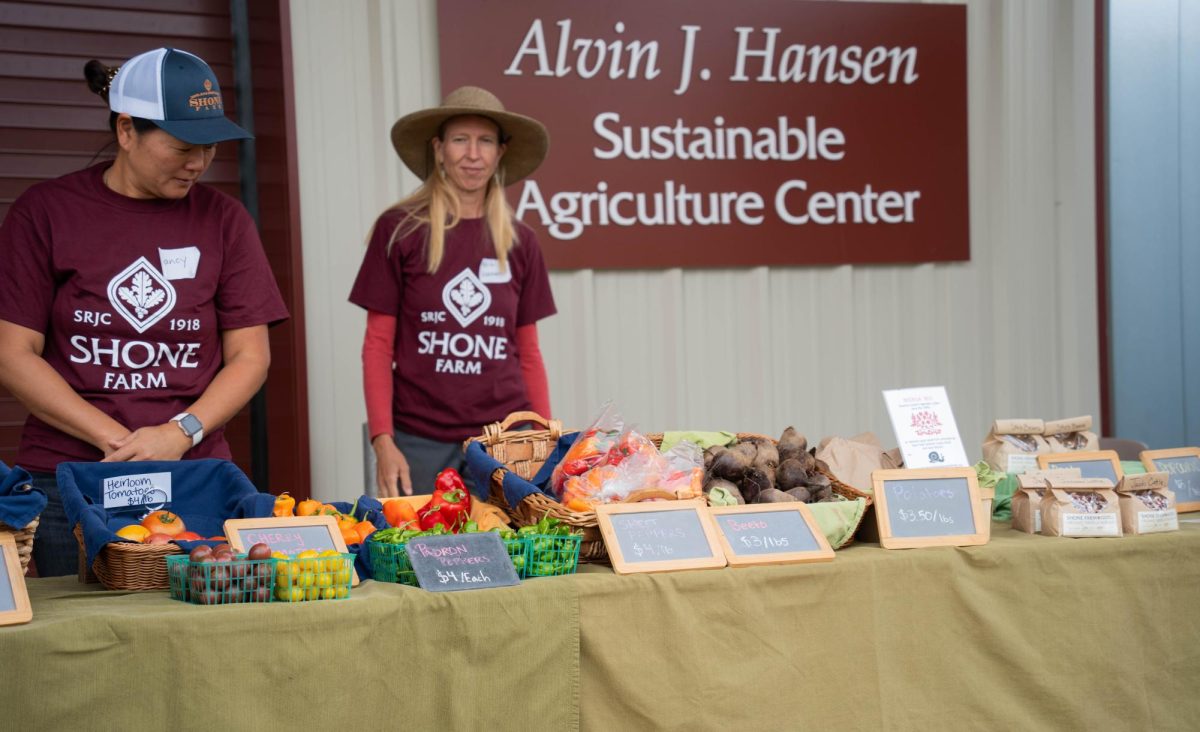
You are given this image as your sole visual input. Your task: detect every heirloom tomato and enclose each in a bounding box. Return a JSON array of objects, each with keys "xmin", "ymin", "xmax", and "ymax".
[{"xmin": 141, "ymin": 511, "xmax": 186, "ymax": 537}]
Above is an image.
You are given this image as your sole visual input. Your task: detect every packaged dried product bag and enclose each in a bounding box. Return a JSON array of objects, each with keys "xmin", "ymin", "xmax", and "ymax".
[
  {"xmin": 1117, "ymin": 472, "xmax": 1178, "ymax": 535},
  {"xmin": 1043, "ymin": 416, "xmax": 1100, "ymax": 453},
  {"xmin": 982, "ymin": 419, "xmax": 1050, "ymax": 474},
  {"xmin": 1012, "ymin": 468, "xmax": 1082, "ymax": 534},
  {"xmin": 1039, "ymin": 477, "xmax": 1122, "ymax": 538}
]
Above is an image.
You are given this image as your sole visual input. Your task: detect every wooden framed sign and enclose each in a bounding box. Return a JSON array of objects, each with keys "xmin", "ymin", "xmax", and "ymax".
[
  {"xmin": 1141, "ymin": 447, "xmax": 1200, "ymax": 513},
  {"xmin": 1037, "ymin": 450, "xmax": 1124, "ymax": 485},
  {"xmin": 707, "ymin": 504, "xmax": 834, "ymax": 567},
  {"xmin": 224, "ymin": 516, "xmax": 359, "ymax": 585},
  {"xmin": 0, "ymin": 532, "xmax": 32, "ymax": 626},
  {"xmin": 871, "ymin": 467, "xmax": 988, "ymax": 549},
  {"xmin": 407, "ymin": 533, "xmax": 521, "ymax": 592},
  {"xmin": 595, "ymin": 500, "xmax": 727, "ymax": 574}
]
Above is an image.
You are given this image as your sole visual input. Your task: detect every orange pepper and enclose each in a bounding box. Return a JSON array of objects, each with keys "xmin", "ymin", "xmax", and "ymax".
[
  {"xmin": 565, "ymin": 497, "xmax": 593, "ymax": 513},
  {"xmin": 340, "ymin": 526, "xmax": 361, "ymax": 546},
  {"xmin": 353, "ymin": 520, "xmax": 376, "ymax": 544},
  {"xmin": 273, "ymin": 492, "xmax": 296, "ymax": 517},
  {"xmin": 296, "ymin": 499, "xmax": 322, "ymax": 517},
  {"xmin": 383, "ymin": 499, "xmax": 418, "ymax": 528},
  {"xmin": 320, "ymin": 504, "xmax": 341, "ymax": 517},
  {"xmin": 336, "ymin": 513, "xmax": 357, "ymax": 531}
]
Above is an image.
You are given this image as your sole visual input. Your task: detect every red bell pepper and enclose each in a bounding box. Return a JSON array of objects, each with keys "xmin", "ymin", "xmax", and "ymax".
[
  {"xmin": 433, "ymin": 468, "xmax": 468, "ymax": 501},
  {"xmin": 418, "ymin": 479, "xmax": 472, "ymax": 532},
  {"xmin": 435, "ymin": 489, "xmax": 470, "ymax": 532},
  {"xmin": 419, "ymin": 501, "xmax": 450, "ymax": 531}
]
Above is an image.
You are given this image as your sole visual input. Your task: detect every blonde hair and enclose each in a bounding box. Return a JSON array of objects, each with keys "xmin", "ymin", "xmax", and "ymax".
[{"xmin": 384, "ymin": 146, "xmax": 519, "ymax": 275}]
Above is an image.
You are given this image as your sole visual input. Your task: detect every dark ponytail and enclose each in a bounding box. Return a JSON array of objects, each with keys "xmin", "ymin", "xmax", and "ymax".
[{"xmin": 83, "ymin": 59, "xmax": 155, "ymax": 134}]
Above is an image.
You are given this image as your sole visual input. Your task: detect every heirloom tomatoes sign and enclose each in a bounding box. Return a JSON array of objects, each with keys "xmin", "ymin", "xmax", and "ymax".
[{"xmin": 438, "ymin": 0, "xmax": 968, "ymax": 269}]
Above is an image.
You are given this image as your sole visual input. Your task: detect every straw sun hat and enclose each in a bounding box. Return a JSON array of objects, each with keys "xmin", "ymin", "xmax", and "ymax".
[{"xmin": 390, "ymin": 86, "xmax": 549, "ymax": 185}]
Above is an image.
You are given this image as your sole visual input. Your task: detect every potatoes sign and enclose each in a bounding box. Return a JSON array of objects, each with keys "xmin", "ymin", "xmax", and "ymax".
[{"xmin": 439, "ymin": 0, "xmax": 967, "ymax": 269}]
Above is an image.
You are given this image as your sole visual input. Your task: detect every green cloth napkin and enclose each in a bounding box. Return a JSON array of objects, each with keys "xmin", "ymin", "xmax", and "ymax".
[{"xmin": 659, "ymin": 431, "xmax": 737, "ymax": 452}]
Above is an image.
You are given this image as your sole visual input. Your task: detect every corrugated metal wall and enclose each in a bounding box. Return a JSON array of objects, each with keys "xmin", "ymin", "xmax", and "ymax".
[{"xmin": 289, "ymin": 0, "xmax": 1100, "ymax": 501}]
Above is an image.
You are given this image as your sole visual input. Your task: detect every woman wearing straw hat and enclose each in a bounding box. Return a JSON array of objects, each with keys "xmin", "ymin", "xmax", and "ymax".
[
  {"xmin": 350, "ymin": 86, "xmax": 556, "ymax": 498},
  {"xmin": 0, "ymin": 48, "xmax": 288, "ymax": 575}
]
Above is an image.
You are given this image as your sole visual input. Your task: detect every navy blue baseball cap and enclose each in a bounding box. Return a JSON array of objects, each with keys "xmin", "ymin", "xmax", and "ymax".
[{"xmin": 108, "ymin": 48, "xmax": 252, "ymax": 145}]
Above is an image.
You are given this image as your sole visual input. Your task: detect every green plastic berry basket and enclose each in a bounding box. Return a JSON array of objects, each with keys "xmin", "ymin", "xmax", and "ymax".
[
  {"xmin": 524, "ymin": 533, "xmax": 581, "ymax": 577},
  {"xmin": 166, "ymin": 554, "xmax": 276, "ymax": 605}
]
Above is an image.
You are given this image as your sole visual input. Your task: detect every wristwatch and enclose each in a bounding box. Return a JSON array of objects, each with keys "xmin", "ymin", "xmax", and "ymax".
[{"xmin": 171, "ymin": 412, "xmax": 204, "ymax": 448}]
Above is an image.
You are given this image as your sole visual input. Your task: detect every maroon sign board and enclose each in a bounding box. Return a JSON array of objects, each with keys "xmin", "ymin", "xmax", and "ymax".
[{"xmin": 438, "ymin": 0, "xmax": 968, "ymax": 270}]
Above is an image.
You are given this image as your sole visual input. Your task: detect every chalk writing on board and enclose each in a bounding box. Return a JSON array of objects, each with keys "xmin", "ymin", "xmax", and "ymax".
[
  {"xmin": 1152, "ymin": 457, "xmax": 1200, "ymax": 501},
  {"xmin": 407, "ymin": 534, "xmax": 519, "ymax": 592},
  {"xmin": 609, "ymin": 510, "xmax": 714, "ymax": 562},
  {"xmin": 240, "ymin": 526, "xmax": 334, "ymax": 555},
  {"xmin": 714, "ymin": 512, "xmax": 820, "ymax": 555},
  {"xmin": 883, "ymin": 477, "xmax": 975, "ymax": 538}
]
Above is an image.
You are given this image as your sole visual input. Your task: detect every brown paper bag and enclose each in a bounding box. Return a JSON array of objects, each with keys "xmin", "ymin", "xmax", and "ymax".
[
  {"xmin": 1012, "ymin": 468, "xmax": 1082, "ymax": 534},
  {"xmin": 1044, "ymin": 416, "xmax": 1100, "ymax": 453},
  {"xmin": 982, "ymin": 419, "xmax": 1050, "ymax": 474},
  {"xmin": 1040, "ymin": 477, "xmax": 1122, "ymax": 537},
  {"xmin": 1117, "ymin": 472, "xmax": 1178, "ymax": 535},
  {"xmin": 815, "ymin": 433, "xmax": 888, "ymax": 495}
]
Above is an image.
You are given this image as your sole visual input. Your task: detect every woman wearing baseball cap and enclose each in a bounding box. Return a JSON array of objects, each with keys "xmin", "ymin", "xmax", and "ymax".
[
  {"xmin": 349, "ymin": 86, "xmax": 556, "ymax": 497},
  {"xmin": 0, "ymin": 48, "xmax": 288, "ymax": 575}
]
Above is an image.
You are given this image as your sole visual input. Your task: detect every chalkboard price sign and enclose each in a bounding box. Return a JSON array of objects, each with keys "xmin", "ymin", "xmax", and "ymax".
[
  {"xmin": 1037, "ymin": 450, "xmax": 1123, "ymax": 485},
  {"xmin": 871, "ymin": 467, "xmax": 988, "ymax": 549},
  {"xmin": 1141, "ymin": 447, "xmax": 1200, "ymax": 513},
  {"xmin": 407, "ymin": 533, "xmax": 520, "ymax": 592},
  {"xmin": 224, "ymin": 516, "xmax": 359, "ymax": 585},
  {"xmin": 0, "ymin": 532, "xmax": 32, "ymax": 626},
  {"xmin": 708, "ymin": 504, "xmax": 835, "ymax": 567},
  {"xmin": 596, "ymin": 500, "xmax": 727, "ymax": 574}
]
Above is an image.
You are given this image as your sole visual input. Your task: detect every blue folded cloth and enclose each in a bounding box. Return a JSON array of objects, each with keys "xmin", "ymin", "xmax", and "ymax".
[
  {"xmin": 0, "ymin": 460, "xmax": 46, "ymax": 529},
  {"xmin": 327, "ymin": 495, "xmax": 388, "ymax": 580},
  {"xmin": 57, "ymin": 459, "xmax": 272, "ymax": 568},
  {"xmin": 463, "ymin": 432, "xmax": 579, "ymax": 509}
]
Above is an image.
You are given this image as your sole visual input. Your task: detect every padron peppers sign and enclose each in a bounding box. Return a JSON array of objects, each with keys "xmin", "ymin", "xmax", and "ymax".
[{"xmin": 437, "ymin": 0, "xmax": 968, "ymax": 269}]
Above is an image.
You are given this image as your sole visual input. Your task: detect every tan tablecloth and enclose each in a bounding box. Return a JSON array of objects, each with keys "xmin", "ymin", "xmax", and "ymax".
[{"xmin": 4, "ymin": 523, "xmax": 1199, "ymax": 731}]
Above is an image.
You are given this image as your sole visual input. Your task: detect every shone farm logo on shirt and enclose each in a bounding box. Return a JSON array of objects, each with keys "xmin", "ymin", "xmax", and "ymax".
[
  {"xmin": 442, "ymin": 269, "xmax": 492, "ymax": 327},
  {"xmin": 416, "ymin": 268, "xmax": 509, "ymax": 375},
  {"xmin": 107, "ymin": 257, "xmax": 176, "ymax": 333},
  {"xmin": 65, "ymin": 256, "xmax": 201, "ymax": 391}
]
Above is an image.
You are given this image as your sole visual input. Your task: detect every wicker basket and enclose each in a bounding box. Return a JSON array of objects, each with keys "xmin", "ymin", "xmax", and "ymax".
[
  {"xmin": 470, "ymin": 413, "xmax": 705, "ymax": 563},
  {"xmin": 73, "ymin": 524, "xmax": 182, "ymax": 590},
  {"xmin": 1, "ymin": 517, "xmax": 39, "ymax": 575}
]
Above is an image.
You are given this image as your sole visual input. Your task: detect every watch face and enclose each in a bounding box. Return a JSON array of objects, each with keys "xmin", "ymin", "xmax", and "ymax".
[{"xmin": 179, "ymin": 414, "xmax": 203, "ymax": 436}]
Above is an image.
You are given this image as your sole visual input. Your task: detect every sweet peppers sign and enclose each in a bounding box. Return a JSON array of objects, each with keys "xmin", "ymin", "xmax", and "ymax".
[{"xmin": 438, "ymin": 0, "xmax": 967, "ymax": 269}]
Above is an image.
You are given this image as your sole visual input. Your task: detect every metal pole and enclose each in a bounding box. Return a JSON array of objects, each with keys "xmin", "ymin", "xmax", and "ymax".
[{"xmin": 230, "ymin": 0, "xmax": 269, "ymax": 491}]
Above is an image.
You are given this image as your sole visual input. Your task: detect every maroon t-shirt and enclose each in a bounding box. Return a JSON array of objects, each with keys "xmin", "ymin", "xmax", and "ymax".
[
  {"xmin": 349, "ymin": 211, "xmax": 557, "ymax": 442},
  {"xmin": 0, "ymin": 163, "xmax": 289, "ymax": 471}
]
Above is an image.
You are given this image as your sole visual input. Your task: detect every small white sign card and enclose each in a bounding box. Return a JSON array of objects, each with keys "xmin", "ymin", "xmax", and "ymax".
[{"xmin": 883, "ymin": 386, "xmax": 970, "ymax": 469}]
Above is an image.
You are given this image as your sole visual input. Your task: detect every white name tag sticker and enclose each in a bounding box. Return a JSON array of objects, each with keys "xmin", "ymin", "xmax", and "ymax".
[
  {"xmin": 102, "ymin": 472, "xmax": 172, "ymax": 510},
  {"xmin": 478, "ymin": 258, "xmax": 512, "ymax": 284},
  {"xmin": 158, "ymin": 247, "xmax": 201, "ymax": 280}
]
